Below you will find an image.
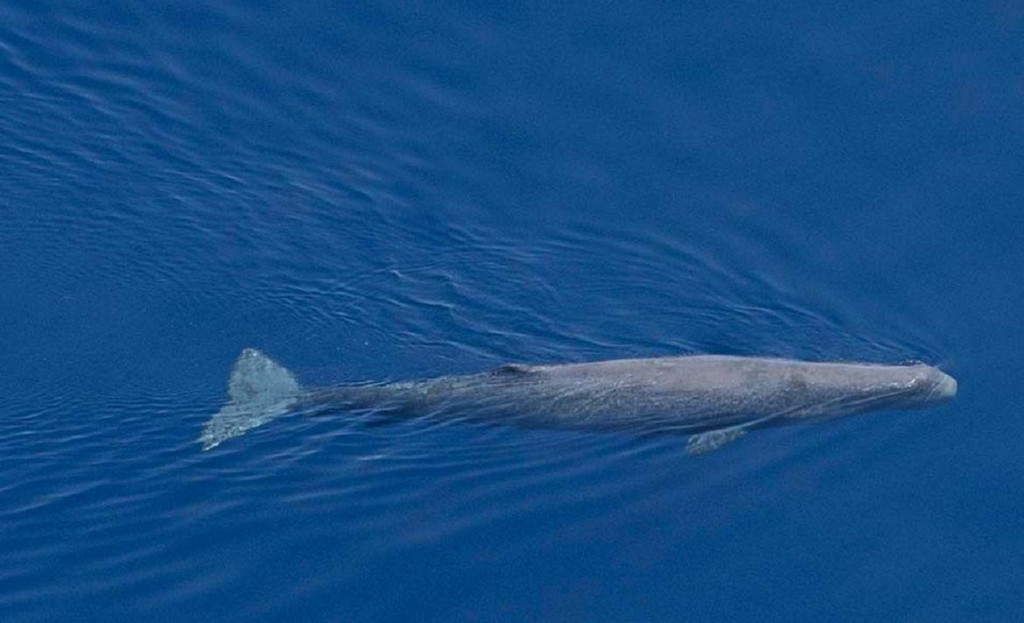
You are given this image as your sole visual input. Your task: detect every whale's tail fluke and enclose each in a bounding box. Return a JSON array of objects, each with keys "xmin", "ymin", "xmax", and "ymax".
[{"xmin": 200, "ymin": 349, "xmax": 301, "ymax": 450}]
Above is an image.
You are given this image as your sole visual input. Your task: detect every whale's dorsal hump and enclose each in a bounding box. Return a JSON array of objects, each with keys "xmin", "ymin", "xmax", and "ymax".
[{"xmin": 491, "ymin": 363, "xmax": 537, "ymax": 376}]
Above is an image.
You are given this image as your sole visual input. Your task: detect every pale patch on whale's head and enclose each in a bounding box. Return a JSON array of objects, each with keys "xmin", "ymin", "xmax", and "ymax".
[{"xmin": 894, "ymin": 364, "xmax": 957, "ymax": 405}]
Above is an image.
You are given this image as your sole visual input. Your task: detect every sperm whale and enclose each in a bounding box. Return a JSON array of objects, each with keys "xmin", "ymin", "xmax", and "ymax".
[{"xmin": 199, "ymin": 349, "xmax": 957, "ymax": 453}]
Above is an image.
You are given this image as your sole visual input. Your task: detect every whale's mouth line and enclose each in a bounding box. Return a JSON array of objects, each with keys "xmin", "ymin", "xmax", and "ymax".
[
  {"xmin": 805, "ymin": 388, "xmax": 907, "ymax": 417},
  {"xmin": 781, "ymin": 378, "xmax": 953, "ymax": 419}
]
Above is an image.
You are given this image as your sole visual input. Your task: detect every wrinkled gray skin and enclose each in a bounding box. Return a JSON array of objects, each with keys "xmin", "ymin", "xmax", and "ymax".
[{"xmin": 200, "ymin": 349, "xmax": 957, "ymax": 451}]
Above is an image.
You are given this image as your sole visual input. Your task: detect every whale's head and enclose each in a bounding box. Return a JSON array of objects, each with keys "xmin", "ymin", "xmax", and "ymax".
[
  {"xmin": 897, "ymin": 364, "xmax": 957, "ymax": 405},
  {"xmin": 845, "ymin": 362, "xmax": 957, "ymax": 413},
  {"xmin": 785, "ymin": 361, "xmax": 957, "ymax": 420}
]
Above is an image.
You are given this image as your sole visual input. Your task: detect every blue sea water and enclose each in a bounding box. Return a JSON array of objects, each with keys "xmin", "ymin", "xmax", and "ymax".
[{"xmin": 2, "ymin": 1, "xmax": 1023, "ymax": 621}]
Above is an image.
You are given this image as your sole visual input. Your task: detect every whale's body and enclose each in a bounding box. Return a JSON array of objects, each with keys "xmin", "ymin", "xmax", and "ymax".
[{"xmin": 200, "ymin": 349, "xmax": 957, "ymax": 452}]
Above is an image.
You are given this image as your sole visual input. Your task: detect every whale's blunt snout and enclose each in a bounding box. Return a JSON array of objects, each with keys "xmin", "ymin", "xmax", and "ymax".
[
  {"xmin": 903, "ymin": 365, "xmax": 957, "ymax": 407},
  {"xmin": 934, "ymin": 371, "xmax": 958, "ymax": 401}
]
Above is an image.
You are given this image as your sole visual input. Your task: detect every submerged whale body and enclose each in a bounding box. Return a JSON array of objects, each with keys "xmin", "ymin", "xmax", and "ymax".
[{"xmin": 200, "ymin": 349, "xmax": 957, "ymax": 453}]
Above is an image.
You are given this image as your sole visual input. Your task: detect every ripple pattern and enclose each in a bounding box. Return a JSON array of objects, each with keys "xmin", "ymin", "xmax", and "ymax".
[{"xmin": 1, "ymin": 0, "xmax": 1016, "ymax": 621}]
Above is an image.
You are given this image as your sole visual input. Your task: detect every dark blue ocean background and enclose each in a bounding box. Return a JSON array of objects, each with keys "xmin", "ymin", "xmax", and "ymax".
[{"xmin": 2, "ymin": 1, "xmax": 1022, "ymax": 621}]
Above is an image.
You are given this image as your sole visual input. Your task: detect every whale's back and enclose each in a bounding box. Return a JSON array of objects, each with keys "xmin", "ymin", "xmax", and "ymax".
[
  {"xmin": 420, "ymin": 356, "xmax": 956, "ymax": 431},
  {"xmin": 200, "ymin": 351, "xmax": 956, "ymax": 450}
]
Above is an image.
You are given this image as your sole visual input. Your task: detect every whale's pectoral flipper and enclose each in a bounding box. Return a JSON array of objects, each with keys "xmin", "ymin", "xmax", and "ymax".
[
  {"xmin": 200, "ymin": 349, "xmax": 301, "ymax": 451},
  {"xmin": 686, "ymin": 427, "xmax": 748, "ymax": 454},
  {"xmin": 685, "ymin": 414, "xmax": 778, "ymax": 455}
]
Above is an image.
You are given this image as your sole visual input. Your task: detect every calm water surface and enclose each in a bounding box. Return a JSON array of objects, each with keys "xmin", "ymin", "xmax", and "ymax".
[{"xmin": 2, "ymin": 1, "xmax": 1023, "ymax": 621}]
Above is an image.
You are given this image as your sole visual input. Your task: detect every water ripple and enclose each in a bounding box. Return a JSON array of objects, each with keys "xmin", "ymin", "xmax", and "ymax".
[{"xmin": 0, "ymin": 1, "xmax": 985, "ymax": 621}]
